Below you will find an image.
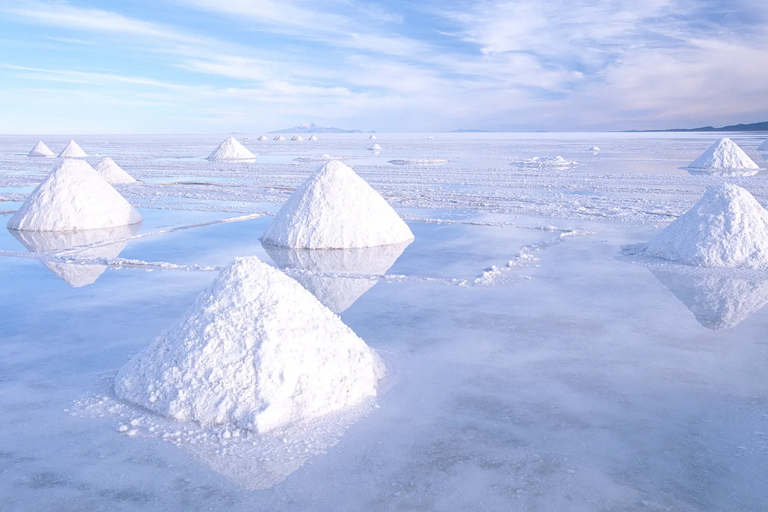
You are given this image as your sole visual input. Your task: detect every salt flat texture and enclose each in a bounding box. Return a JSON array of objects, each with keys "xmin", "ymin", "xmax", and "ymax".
[
  {"xmin": 262, "ymin": 160, "xmax": 414, "ymax": 249},
  {"xmin": 207, "ymin": 137, "xmax": 255, "ymax": 161},
  {"xmin": 58, "ymin": 140, "xmax": 87, "ymax": 158},
  {"xmin": 758, "ymin": 139, "xmax": 768, "ymax": 151},
  {"xmin": 115, "ymin": 256, "xmax": 385, "ymax": 433},
  {"xmin": 639, "ymin": 184, "xmax": 768, "ymax": 268},
  {"xmin": 651, "ymin": 267, "xmax": 768, "ymax": 330},
  {"xmin": 264, "ymin": 241, "xmax": 411, "ymax": 312},
  {"xmin": 7, "ymin": 159, "xmax": 142, "ymax": 231},
  {"xmin": 94, "ymin": 157, "xmax": 137, "ymax": 185},
  {"xmin": 28, "ymin": 141, "xmax": 55, "ymax": 157},
  {"xmin": 688, "ymin": 137, "xmax": 758, "ymax": 170},
  {"xmin": 11, "ymin": 224, "xmax": 140, "ymax": 287}
]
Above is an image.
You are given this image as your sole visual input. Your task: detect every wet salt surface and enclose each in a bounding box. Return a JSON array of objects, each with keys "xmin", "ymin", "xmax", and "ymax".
[{"xmin": 1, "ymin": 133, "xmax": 768, "ymax": 511}]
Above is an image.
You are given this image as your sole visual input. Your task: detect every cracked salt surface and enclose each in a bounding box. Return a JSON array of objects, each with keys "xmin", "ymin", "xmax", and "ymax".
[{"xmin": 1, "ymin": 133, "xmax": 768, "ymax": 511}]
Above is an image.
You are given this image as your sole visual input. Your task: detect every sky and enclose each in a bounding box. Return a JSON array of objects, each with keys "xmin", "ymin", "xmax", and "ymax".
[{"xmin": 1, "ymin": 0, "xmax": 768, "ymax": 133}]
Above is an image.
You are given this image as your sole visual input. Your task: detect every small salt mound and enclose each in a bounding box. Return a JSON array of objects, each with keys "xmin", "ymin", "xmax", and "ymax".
[
  {"xmin": 294, "ymin": 135, "xmax": 304, "ymax": 142},
  {"xmin": 639, "ymin": 184, "xmax": 768, "ymax": 268},
  {"xmin": 551, "ymin": 156, "xmax": 577, "ymax": 166},
  {"xmin": 28, "ymin": 141, "xmax": 55, "ymax": 157},
  {"xmin": 589, "ymin": 146, "xmax": 600, "ymax": 151},
  {"xmin": 262, "ymin": 160, "xmax": 414, "ymax": 249},
  {"xmin": 58, "ymin": 140, "xmax": 87, "ymax": 158},
  {"xmin": 758, "ymin": 139, "xmax": 768, "ymax": 151},
  {"xmin": 7, "ymin": 159, "xmax": 142, "ymax": 231},
  {"xmin": 369, "ymin": 134, "xmax": 377, "ymax": 140},
  {"xmin": 207, "ymin": 137, "xmax": 255, "ymax": 161},
  {"xmin": 308, "ymin": 135, "xmax": 318, "ymax": 141},
  {"xmin": 688, "ymin": 137, "xmax": 758, "ymax": 170},
  {"xmin": 427, "ymin": 136, "xmax": 434, "ymax": 140},
  {"xmin": 257, "ymin": 135, "xmax": 268, "ymax": 141},
  {"xmin": 95, "ymin": 157, "xmax": 137, "ymax": 185},
  {"xmin": 369, "ymin": 144, "xmax": 382, "ymax": 151},
  {"xmin": 114, "ymin": 256, "xmax": 385, "ymax": 433}
]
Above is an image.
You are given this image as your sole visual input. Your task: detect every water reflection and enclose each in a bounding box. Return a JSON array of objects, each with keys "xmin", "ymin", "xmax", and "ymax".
[
  {"xmin": 263, "ymin": 241, "xmax": 411, "ymax": 313},
  {"xmin": 686, "ymin": 168, "xmax": 759, "ymax": 177},
  {"xmin": 650, "ymin": 267, "xmax": 768, "ymax": 330},
  {"xmin": 10, "ymin": 224, "xmax": 140, "ymax": 287}
]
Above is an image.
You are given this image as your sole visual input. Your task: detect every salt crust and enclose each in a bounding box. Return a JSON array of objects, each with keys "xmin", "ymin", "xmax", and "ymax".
[
  {"xmin": 262, "ymin": 160, "xmax": 414, "ymax": 249},
  {"xmin": 688, "ymin": 138, "xmax": 758, "ymax": 170},
  {"xmin": 640, "ymin": 184, "xmax": 768, "ymax": 268},
  {"xmin": 207, "ymin": 137, "xmax": 255, "ymax": 161},
  {"xmin": 28, "ymin": 141, "xmax": 55, "ymax": 157},
  {"xmin": 58, "ymin": 140, "xmax": 87, "ymax": 158},
  {"xmin": 114, "ymin": 256, "xmax": 385, "ymax": 433},
  {"xmin": 7, "ymin": 159, "xmax": 142, "ymax": 231},
  {"xmin": 95, "ymin": 157, "xmax": 137, "ymax": 184}
]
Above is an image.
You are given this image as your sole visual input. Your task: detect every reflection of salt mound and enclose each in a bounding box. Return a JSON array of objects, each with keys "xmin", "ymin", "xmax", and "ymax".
[
  {"xmin": 369, "ymin": 143, "xmax": 382, "ymax": 150},
  {"xmin": 58, "ymin": 140, "xmax": 87, "ymax": 158},
  {"xmin": 274, "ymin": 135, "xmax": 286, "ymax": 141},
  {"xmin": 388, "ymin": 158, "xmax": 449, "ymax": 166},
  {"xmin": 262, "ymin": 160, "xmax": 414, "ymax": 249},
  {"xmin": 650, "ymin": 267, "xmax": 768, "ymax": 330},
  {"xmin": 11, "ymin": 224, "xmax": 140, "ymax": 287},
  {"xmin": 294, "ymin": 154, "xmax": 342, "ymax": 162},
  {"xmin": 7, "ymin": 160, "xmax": 142, "ymax": 231},
  {"xmin": 263, "ymin": 241, "xmax": 410, "ymax": 312},
  {"xmin": 28, "ymin": 141, "xmax": 55, "ymax": 157},
  {"xmin": 95, "ymin": 157, "xmax": 137, "ymax": 184},
  {"xmin": 758, "ymin": 139, "xmax": 768, "ymax": 151},
  {"xmin": 207, "ymin": 137, "xmax": 255, "ymax": 161},
  {"xmin": 308, "ymin": 135, "xmax": 318, "ymax": 141},
  {"xmin": 688, "ymin": 138, "xmax": 758, "ymax": 170},
  {"xmin": 114, "ymin": 257, "xmax": 385, "ymax": 434},
  {"xmin": 640, "ymin": 184, "xmax": 768, "ymax": 268},
  {"xmin": 257, "ymin": 135, "xmax": 268, "ymax": 141}
]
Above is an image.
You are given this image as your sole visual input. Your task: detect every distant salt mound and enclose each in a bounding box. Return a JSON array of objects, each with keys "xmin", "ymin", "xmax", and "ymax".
[
  {"xmin": 589, "ymin": 146, "xmax": 600, "ymax": 152},
  {"xmin": 294, "ymin": 135, "xmax": 304, "ymax": 142},
  {"xmin": 257, "ymin": 135, "xmax": 268, "ymax": 141},
  {"xmin": 369, "ymin": 134, "xmax": 377, "ymax": 140},
  {"xmin": 688, "ymin": 138, "xmax": 758, "ymax": 170},
  {"xmin": 114, "ymin": 256, "xmax": 385, "ymax": 434},
  {"xmin": 308, "ymin": 135, "xmax": 318, "ymax": 141},
  {"xmin": 263, "ymin": 160, "xmax": 414, "ymax": 249},
  {"xmin": 95, "ymin": 157, "xmax": 137, "ymax": 185},
  {"xmin": 639, "ymin": 184, "xmax": 768, "ymax": 268},
  {"xmin": 369, "ymin": 144, "xmax": 382, "ymax": 151},
  {"xmin": 7, "ymin": 159, "xmax": 142, "ymax": 232},
  {"xmin": 758, "ymin": 139, "xmax": 768, "ymax": 151},
  {"xmin": 208, "ymin": 137, "xmax": 255, "ymax": 161},
  {"xmin": 58, "ymin": 140, "xmax": 87, "ymax": 158},
  {"xmin": 28, "ymin": 141, "xmax": 55, "ymax": 157},
  {"xmin": 520, "ymin": 156, "xmax": 577, "ymax": 167},
  {"xmin": 274, "ymin": 135, "xmax": 286, "ymax": 141}
]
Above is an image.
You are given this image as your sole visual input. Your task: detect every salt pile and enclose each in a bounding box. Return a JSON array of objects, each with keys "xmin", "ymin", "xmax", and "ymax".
[
  {"xmin": 369, "ymin": 134, "xmax": 377, "ymax": 140},
  {"xmin": 28, "ymin": 141, "xmax": 55, "ymax": 157},
  {"xmin": 7, "ymin": 159, "xmax": 142, "ymax": 231},
  {"xmin": 308, "ymin": 135, "xmax": 318, "ymax": 141},
  {"xmin": 262, "ymin": 160, "xmax": 414, "ymax": 249},
  {"xmin": 293, "ymin": 135, "xmax": 304, "ymax": 141},
  {"xmin": 114, "ymin": 256, "xmax": 385, "ymax": 433},
  {"xmin": 94, "ymin": 157, "xmax": 137, "ymax": 185},
  {"xmin": 207, "ymin": 137, "xmax": 256, "ymax": 161},
  {"xmin": 257, "ymin": 135, "xmax": 268, "ymax": 141},
  {"xmin": 274, "ymin": 135, "xmax": 286, "ymax": 141},
  {"xmin": 369, "ymin": 143, "xmax": 383, "ymax": 151},
  {"xmin": 639, "ymin": 184, "xmax": 768, "ymax": 268},
  {"xmin": 758, "ymin": 139, "xmax": 768, "ymax": 151},
  {"xmin": 58, "ymin": 140, "xmax": 87, "ymax": 158},
  {"xmin": 589, "ymin": 146, "xmax": 600, "ymax": 151},
  {"xmin": 687, "ymin": 137, "xmax": 758, "ymax": 170}
]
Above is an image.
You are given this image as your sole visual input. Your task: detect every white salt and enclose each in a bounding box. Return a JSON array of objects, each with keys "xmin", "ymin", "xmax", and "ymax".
[
  {"xmin": 258, "ymin": 135, "xmax": 268, "ymax": 141},
  {"xmin": 369, "ymin": 144, "xmax": 383, "ymax": 151},
  {"xmin": 114, "ymin": 256, "xmax": 385, "ymax": 433},
  {"xmin": 58, "ymin": 140, "xmax": 88, "ymax": 158},
  {"xmin": 207, "ymin": 137, "xmax": 255, "ymax": 161},
  {"xmin": 28, "ymin": 141, "xmax": 55, "ymax": 157},
  {"xmin": 262, "ymin": 160, "xmax": 414, "ymax": 249},
  {"xmin": 94, "ymin": 157, "xmax": 137, "ymax": 185},
  {"xmin": 308, "ymin": 135, "xmax": 318, "ymax": 141},
  {"xmin": 688, "ymin": 138, "xmax": 758, "ymax": 170}
]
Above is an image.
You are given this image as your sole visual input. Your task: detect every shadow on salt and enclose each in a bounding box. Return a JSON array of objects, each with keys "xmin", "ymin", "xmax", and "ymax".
[
  {"xmin": 263, "ymin": 240, "xmax": 411, "ymax": 313},
  {"xmin": 9, "ymin": 223, "xmax": 140, "ymax": 287}
]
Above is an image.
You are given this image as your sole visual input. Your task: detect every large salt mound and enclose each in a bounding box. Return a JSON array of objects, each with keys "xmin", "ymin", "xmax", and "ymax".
[
  {"xmin": 262, "ymin": 160, "xmax": 414, "ymax": 249},
  {"xmin": 114, "ymin": 256, "xmax": 385, "ymax": 433},
  {"xmin": 58, "ymin": 140, "xmax": 87, "ymax": 158},
  {"xmin": 688, "ymin": 137, "xmax": 758, "ymax": 170},
  {"xmin": 28, "ymin": 141, "xmax": 55, "ymax": 157},
  {"xmin": 207, "ymin": 137, "xmax": 255, "ymax": 161},
  {"xmin": 7, "ymin": 159, "xmax": 142, "ymax": 231},
  {"xmin": 639, "ymin": 184, "xmax": 768, "ymax": 268},
  {"xmin": 95, "ymin": 157, "xmax": 137, "ymax": 185}
]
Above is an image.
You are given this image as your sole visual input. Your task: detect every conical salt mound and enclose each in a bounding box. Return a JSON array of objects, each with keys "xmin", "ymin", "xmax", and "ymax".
[
  {"xmin": 95, "ymin": 157, "xmax": 137, "ymax": 185},
  {"xmin": 308, "ymin": 135, "xmax": 318, "ymax": 141},
  {"xmin": 369, "ymin": 134, "xmax": 377, "ymax": 140},
  {"xmin": 28, "ymin": 141, "xmax": 55, "ymax": 157},
  {"xmin": 207, "ymin": 137, "xmax": 255, "ymax": 161},
  {"xmin": 639, "ymin": 184, "xmax": 768, "ymax": 268},
  {"xmin": 114, "ymin": 256, "xmax": 385, "ymax": 433},
  {"xmin": 274, "ymin": 135, "xmax": 286, "ymax": 141},
  {"xmin": 258, "ymin": 135, "xmax": 268, "ymax": 141},
  {"xmin": 688, "ymin": 138, "xmax": 758, "ymax": 170},
  {"xmin": 758, "ymin": 139, "xmax": 768, "ymax": 151},
  {"xmin": 58, "ymin": 140, "xmax": 87, "ymax": 158},
  {"xmin": 369, "ymin": 144, "xmax": 382, "ymax": 150},
  {"xmin": 7, "ymin": 159, "xmax": 142, "ymax": 231},
  {"xmin": 262, "ymin": 160, "xmax": 414, "ymax": 249},
  {"xmin": 294, "ymin": 135, "xmax": 304, "ymax": 141}
]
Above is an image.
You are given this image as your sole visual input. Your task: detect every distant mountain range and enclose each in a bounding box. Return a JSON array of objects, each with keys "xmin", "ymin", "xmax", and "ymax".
[
  {"xmin": 269, "ymin": 123, "xmax": 362, "ymax": 134},
  {"xmin": 453, "ymin": 128, "xmax": 494, "ymax": 133},
  {"xmin": 630, "ymin": 120, "xmax": 768, "ymax": 132}
]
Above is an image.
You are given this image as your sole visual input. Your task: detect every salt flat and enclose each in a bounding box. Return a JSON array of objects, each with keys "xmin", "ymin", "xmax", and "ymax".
[{"xmin": 1, "ymin": 132, "xmax": 768, "ymax": 511}]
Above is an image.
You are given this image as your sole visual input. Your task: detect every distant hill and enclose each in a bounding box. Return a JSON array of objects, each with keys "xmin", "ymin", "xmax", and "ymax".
[
  {"xmin": 630, "ymin": 121, "xmax": 768, "ymax": 132},
  {"xmin": 269, "ymin": 122, "xmax": 362, "ymax": 134},
  {"xmin": 453, "ymin": 128, "xmax": 494, "ymax": 133}
]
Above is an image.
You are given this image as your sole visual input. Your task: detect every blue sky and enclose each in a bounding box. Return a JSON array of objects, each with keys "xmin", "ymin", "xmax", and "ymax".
[{"xmin": 1, "ymin": 0, "xmax": 767, "ymax": 133}]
